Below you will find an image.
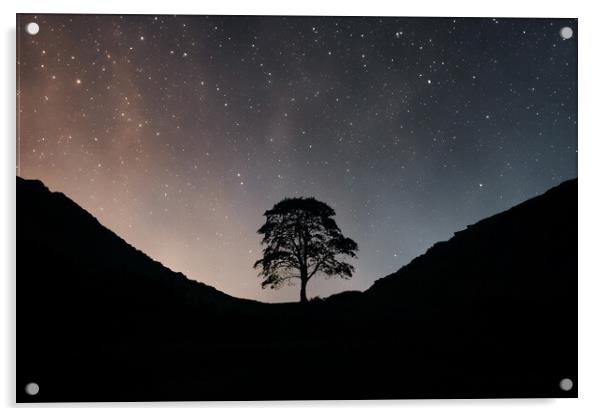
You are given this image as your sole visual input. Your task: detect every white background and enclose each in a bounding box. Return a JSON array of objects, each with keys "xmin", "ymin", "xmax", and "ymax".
[{"xmin": 1, "ymin": 0, "xmax": 601, "ymax": 414}]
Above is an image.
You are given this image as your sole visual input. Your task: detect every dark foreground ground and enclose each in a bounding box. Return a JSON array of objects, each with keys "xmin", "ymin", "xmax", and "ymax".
[{"xmin": 16, "ymin": 176, "xmax": 577, "ymax": 401}]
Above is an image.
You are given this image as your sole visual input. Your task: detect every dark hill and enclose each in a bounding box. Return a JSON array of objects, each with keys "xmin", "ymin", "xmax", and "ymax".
[
  {"xmin": 17, "ymin": 176, "xmax": 262, "ymax": 344},
  {"xmin": 359, "ymin": 178, "xmax": 577, "ymax": 398},
  {"xmin": 17, "ymin": 177, "xmax": 266, "ymax": 401},
  {"xmin": 17, "ymin": 176, "xmax": 249, "ymax": 309},
  {"xmin": 368, "ymin": 178, "xmax": 576, "ymax": 302},
  {"xmin": 17, "ymin": 176, "xmax": 577, "ymax": 401}
]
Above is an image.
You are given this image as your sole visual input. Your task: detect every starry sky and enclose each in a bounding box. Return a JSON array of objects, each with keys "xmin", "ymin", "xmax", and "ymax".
[{"xmin": 17, "ymin": 14, "xmax": 577, "ymax": 302}]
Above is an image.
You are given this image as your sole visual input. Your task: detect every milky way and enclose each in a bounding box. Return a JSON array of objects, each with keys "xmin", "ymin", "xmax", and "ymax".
[{"xmin": 17, "ymin": 14, "xmax": 577, "ymax": 302}]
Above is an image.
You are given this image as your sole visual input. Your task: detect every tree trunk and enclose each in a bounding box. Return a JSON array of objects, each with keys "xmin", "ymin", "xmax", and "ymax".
[
  {"xmin": 299, "ymin": 261, "xmax": 309, "ymax": 303},
  {"xmin": 300, "ymin": 278, "xmax": 308, "ymax": 303}
]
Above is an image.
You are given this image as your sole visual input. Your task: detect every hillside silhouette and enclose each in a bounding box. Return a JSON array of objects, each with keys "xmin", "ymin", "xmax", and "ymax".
[{"xmin": 17, "ymin": 176, "xmax": 577, "ymax": 401}]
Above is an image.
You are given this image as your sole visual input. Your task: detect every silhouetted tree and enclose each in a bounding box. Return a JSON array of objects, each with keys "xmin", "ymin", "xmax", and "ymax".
[{"xmin": 254, "ymin": 197, "xmax": 358, "ymax": 303}]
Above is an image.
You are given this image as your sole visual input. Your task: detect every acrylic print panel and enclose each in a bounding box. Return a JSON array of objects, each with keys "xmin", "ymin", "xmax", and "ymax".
[{"xmin": 16, "ymin": 14, "xmax": 577, "ymax": 402}]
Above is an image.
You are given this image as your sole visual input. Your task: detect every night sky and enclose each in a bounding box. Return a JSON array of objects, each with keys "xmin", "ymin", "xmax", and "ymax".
[{"xmin": 17, "ymin": 14, "xmax": 577, "ymax": 302}]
